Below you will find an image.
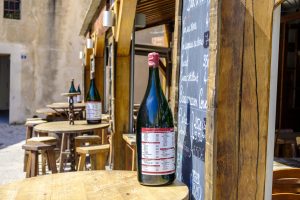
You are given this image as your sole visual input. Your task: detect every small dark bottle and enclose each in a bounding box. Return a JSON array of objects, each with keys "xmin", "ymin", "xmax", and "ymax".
[
  {"xmin": 86, "ymin": 72, "xmax": 102, "ymax": 124},
  {"xmin": 136, "ymin": 52, "xmax": 175, "ymax": 186},
  {"xmin": 69, "ymin": 79, "xmax": 77, "ymax": 93},
  {"xmin": 77, "ymin": 84, "xmax": 81, "ymax": 103}
]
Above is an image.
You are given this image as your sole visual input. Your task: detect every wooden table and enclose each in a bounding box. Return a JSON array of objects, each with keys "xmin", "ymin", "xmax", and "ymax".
[
  {"xmin": 47, "ymin": 102, "xmax": 86, "ymax": 118},
  {"xmin": 34, "ymin": 120, "xmax": 110, "ymax": 172},
  {"xmin": 273, "ymin": 157, "xmax": 300, "ymax": 170},
  {"xmin": 123, "ymin": 134, "xmax": 136, "ymax": 171},
  {"xmin": 0, "ymin": 171, "xmax": 188, "ymax": 200}
]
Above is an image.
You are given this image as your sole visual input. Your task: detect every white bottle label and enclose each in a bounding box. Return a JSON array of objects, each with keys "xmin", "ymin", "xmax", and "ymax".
[
  {"xmin": 141, "ymin": 128, "xmax": 175, "ymax": 175},
  {"xmin": 77, "ymin": 95, "xmax": 81, "ymax": 103},
  {"xmin": 86, "ymin": 101, "xmax": 102, "ymax": 120}
]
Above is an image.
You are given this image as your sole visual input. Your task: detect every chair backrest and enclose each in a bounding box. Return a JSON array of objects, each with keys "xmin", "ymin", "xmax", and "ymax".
[{"xmin": 273, "ymin": 168, "xmax": 300, "ymax": 194}]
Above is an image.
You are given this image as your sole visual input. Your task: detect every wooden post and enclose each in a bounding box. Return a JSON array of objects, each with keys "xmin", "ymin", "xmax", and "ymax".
[
  {"xmin": 113, "ymin": 0, "xmax": 138, "ymax": 170},
  {"xmin": 205, "ymin": 0, "xmax": 276, "ymax": 199},
  {"xmin": 93, "ymin": 34, "xmax": 105, "ymax": 107},
  {"xmin": 170, "ymin": 0, "xmax": 182, "ymax": 123},
  {"xmin": 84, "ymin": 48, "xmax": 93, "ymax": 98}
]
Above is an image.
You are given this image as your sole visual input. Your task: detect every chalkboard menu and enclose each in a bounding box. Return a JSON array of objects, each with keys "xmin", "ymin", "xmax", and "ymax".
[{"xmin": 176, "ymin": 0, "xmax": 210, "ymax": 199}]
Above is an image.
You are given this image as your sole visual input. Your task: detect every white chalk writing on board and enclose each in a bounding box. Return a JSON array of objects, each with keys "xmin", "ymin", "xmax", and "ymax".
[{"xmin": 176, "ymin": 0, "xmax": 210, "ymax": 199}]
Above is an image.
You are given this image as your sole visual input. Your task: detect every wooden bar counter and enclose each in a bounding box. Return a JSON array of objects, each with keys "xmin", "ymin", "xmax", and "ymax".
[{"xmin": 0, "ymin": 171, "xmax": 188, "ymax": 200}]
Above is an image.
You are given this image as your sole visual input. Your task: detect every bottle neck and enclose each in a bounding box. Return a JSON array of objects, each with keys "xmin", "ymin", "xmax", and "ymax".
[{"xmin": 147, "ymin": 66, "xmax": 162, "ymax": 93}]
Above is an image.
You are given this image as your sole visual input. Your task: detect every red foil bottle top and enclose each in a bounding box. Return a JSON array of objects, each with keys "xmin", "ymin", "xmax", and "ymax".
[{"xmin": 148, "ymin": 52, "xmax": 159, "ymax": 67}]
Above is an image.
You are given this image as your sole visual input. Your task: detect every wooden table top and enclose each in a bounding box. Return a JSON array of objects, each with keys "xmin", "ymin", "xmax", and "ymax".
[
  {"xmin": 35, "ymin": 108, "xmax": 56, "ymax": 115},
  {"xmin": 273, "ymin": 157, "xmax": 300, "ymax": 171},
  {"xmin": 0, "ymin": 171, "xmax": 188, "ymax": 200},
  {"xmin": 123, "ymin": 133, "xmax": 136, "ymax": 146},
  {"xmin": 47, "ymin": 102, "xmax": 86, "ymax": 110},
  {"xmin": 34, "ymin": 120, "xmax": 110, "ymax": 134},
  {"xmin": 25, "ymin": 120, "xmax": 47, "ymax": 127}
]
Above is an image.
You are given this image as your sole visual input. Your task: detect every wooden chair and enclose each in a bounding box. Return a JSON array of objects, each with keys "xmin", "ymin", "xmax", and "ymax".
[
  {"xmin": 272, "ymin": 168, "xmax": 300, "ymax": 199},
  {"xmin": 76, "ymin": 144, "xmax": 110, "ymax": 171},
  {"xmin": 22, "ymin": 143, "xmax": 57, "ymax": 178},
  {"xmin": 274, "ymin": 129, "xmax": 297, "ymax": 157}
]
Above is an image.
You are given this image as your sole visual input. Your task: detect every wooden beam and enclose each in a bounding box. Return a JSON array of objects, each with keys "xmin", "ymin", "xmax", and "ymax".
[
  {"xmin": 113, "ymin": 56, "xmax": 130, "ymax": 169},
  {"xmin": 281, "ymin": 11, "xmax": 300, "ymax": 23},
  {"xmin": 84, "ymin": 48, "xmax": 93, "ymax": 98},
  {"xmin": 206, "ymin": 0, "xmax": 275, "ymax": 199},
  {"xmin": 93, "ymin": 34, "xmax": 105, "ymax": 58},
  {"xmin": 115, "ymin": 0, "xmax": 138, "ymax": 56},
  {"xmin": 79, "ymin": 0, "xmax": 102, "ymax": 36},
  {"xmin": 274, "ymin": 0, "xmax": 286, "ymax": 9},
  {"xmin": 112, "ymin": 0, "xmax": 137, "ymax": 169}
]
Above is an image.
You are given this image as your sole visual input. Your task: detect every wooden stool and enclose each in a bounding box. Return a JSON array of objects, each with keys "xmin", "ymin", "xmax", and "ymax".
[
  {"xmin": 76, "ymin": 144, "xmax": 110, "ymax": 171},
  {"xmin": 25, "ymin": 119, "xmax": 47, "ymax": 140},
  {"xmin": 22, "ymin": 143, "xmax": 57, "ymax": 178},
  {"xmin": 24, "ymin": 136, "xmax": 57, "ymax": 174},
  {"xmin": 23, "ymin": 119, "xmax": 47, "ymax": 172},
  {"xmin": 74, "ymin": 135, "xmax": 101, "ymax": 169}
]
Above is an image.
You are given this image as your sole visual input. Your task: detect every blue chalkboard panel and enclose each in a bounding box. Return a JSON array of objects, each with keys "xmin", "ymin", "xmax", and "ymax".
[{"xmin": 176, "ymin": 0, "xmax": 210, "ymax": 199}]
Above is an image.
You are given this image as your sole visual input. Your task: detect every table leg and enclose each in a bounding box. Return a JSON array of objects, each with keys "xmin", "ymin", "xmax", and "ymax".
[
  {"xmin": 69, "ymin": 134, "xmax": 76, "ymax": 171},
  {"xmin": 59, "ymin": 133, "xmax": 67, "ymax": 172},
  {"xmin": 131, "ymin": 146, "xmax": 136, "ymax": 171}
]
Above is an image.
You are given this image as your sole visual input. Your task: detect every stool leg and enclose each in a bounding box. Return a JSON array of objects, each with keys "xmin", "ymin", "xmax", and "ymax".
[
  {"xmin": 78, "ymin": 154, "xmax": 86, "ymax": 171},
  {"xmin": 30, "ymin": 151, "xmax": 38, "ymax": 177},
  {"xmin": 90, "ymin": 154, "xmax": 97, "ymax": 170},
  {"xmin": 41, "ymin": 151, "xmax": 47, "ymax": 175},
  {"xmin": 95, "ymin": 151, "xmax": 108, "ymax": 170},
  {"xmin": 25, "ymin": 152, "xmax": 32, "ymax": 178},
  {"xmin": 47, "ymin": 150, "xmax": 57, "ymax": 174},
  {"xmin": 23, "ymin": 151, "xmax": 29, "ymax": 172},
  {"xmin": 25, "ymin": 126, "xmax": 33, "ymax": 141}
]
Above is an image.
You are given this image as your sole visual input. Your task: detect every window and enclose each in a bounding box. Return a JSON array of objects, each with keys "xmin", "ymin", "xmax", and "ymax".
[{"xmin": 4, "ymin": 0, "xmax": 21, "ymax": 20}]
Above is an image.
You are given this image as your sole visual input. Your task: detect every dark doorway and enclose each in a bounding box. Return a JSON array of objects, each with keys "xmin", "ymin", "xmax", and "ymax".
[{"xmin": 0, "ymin": 55, "xmax": 10, "ymax": 123}]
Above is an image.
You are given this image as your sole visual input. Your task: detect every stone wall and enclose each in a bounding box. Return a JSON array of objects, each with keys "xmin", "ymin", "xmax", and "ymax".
[{"xmin": 0, "ymin": 0, "xmax": 91, "ymax": 123}]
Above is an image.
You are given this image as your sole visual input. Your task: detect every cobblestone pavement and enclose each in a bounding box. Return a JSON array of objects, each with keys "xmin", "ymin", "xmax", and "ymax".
[{"xmin": 0, "ymin": 123, "xmax": 26, "ymax": 185}]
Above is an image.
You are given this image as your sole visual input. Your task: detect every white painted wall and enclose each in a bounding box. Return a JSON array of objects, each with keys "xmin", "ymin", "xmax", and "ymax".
[{"xmin": 264, "ymin": 5, "xmax": 281, "ymax": 200}]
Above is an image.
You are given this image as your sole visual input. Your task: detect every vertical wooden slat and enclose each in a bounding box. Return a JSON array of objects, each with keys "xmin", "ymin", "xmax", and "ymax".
[
  {"xmin": 170, "ymin": 0, "xmax": 182, "ymax": 122},
  {"xmin": 253, "ymin": 1, "xmax": 274, "ymax": 198}
]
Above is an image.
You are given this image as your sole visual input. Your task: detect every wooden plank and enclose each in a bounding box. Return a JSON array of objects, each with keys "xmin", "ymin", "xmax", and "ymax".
[
  {"xmin": 253, "ymin": 0, "xmax": 274, "ymax": 198},
  {"xmin": 274, "ymin": 0, "xmax": 286, "ymax": 8},
  {"xmin": 169, "ymin": 0, "xmax": 182, "ymax": 122},
  {"xmin": 115, "ymin": 0, "xmax": 138, "ymax": 56},
  {"xmin": 205, "ymin": 0, "xmax": 219, "ymax": 198},
  {"xmin": 113, "ymin": 56, "xmax": 130, "ymax": 169},
  {"xmin": 93, "ymin": 34, "xmax": 105, "ymax": 58},
  {"xmin": 205, "ymin": 0, "xmax": 275, "ymax": 199},
  {"xmin": 281, "ymin": 11, "xmax": 300, "ymax": 23}
]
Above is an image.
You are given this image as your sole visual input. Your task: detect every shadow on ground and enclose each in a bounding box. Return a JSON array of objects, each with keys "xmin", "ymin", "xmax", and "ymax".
[{"xmin": 0, "ymin": 111, "xmax": 25, "ymax": 149}]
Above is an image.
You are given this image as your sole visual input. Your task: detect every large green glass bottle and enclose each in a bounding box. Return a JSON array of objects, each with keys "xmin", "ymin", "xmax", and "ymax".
[
  {"xmin": 86, "ymin": 72, "xmax": 102, "ymax": 124},
  {"xmin": 136, "ymin": 52, "xmax": 175, "ymax": 186}
]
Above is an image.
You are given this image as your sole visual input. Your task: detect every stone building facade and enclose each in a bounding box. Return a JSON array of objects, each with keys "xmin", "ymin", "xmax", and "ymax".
[{"xmin": 0, "ymin": 0, "xmax": 90, "ymax": 123}]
